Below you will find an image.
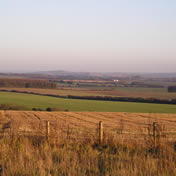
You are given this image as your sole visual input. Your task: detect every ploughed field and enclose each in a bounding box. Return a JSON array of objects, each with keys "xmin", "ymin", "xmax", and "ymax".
[{"xmin": 1, "ymin": 111, "xmax": 176, "ymax": 141}]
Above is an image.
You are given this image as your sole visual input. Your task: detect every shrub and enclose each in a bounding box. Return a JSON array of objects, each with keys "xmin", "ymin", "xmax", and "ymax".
[
  {"xmin": 0, "ymin": 104, "xmax": 29, "ymax": 111},
  {"xmin": 46, "ymin": 107, "xmax": 52, "ymax": 112},
  {"xmin": 32, "ymin": 108, "xmax": 42, "ymax": 111},
  {"xmin": 46, "ymin": 107, "xmax": 62, "ymax": 112}
]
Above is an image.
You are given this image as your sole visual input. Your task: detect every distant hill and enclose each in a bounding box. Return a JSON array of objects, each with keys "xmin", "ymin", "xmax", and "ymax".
[{"xmin": 0, "ymin": 70, "xmax": 176, "ymax": 80}]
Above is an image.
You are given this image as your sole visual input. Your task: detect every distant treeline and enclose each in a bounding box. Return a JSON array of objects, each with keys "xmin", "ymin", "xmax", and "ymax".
[
  {"xmin": 168, "ymin": 86, "xmax": 176, "ymax": 93},
  {"xmin": 66, "ymin": 95, "xmax": 176, "ymax": 105},
  {"xmin": 0, "ymin": 78, "xmax": 57, "ymax": 89},
  {"xmin": 130, "ymin": 81, "xmax": 164, "ymax": 88}
]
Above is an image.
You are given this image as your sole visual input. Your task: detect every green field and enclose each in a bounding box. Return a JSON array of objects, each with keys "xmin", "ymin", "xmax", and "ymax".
[{"xmin": 0, "ymin": 91, "xmax": 176, "ymax": 113}]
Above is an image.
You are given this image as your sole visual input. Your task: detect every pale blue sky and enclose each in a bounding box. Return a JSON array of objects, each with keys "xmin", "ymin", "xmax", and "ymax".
[{"xmin": 0, "ymin": 0, "xmax": 176, "ymax": 72}]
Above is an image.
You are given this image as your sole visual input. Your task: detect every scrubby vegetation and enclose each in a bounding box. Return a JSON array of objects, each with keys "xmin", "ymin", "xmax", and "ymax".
[
  {"xmin": 46, "ymin": 107, "xmax": 64, "ymax": 112},
  {"xmin": 0, "ymin": 104, "xmax": 29, "ymax": 111},
  {"xmin": 0, "ymin": 104, "xmax": 64, "ymax": 112}
]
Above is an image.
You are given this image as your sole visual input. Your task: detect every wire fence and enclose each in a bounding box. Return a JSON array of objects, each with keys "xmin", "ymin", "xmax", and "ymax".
[{"xmin": 1, "ymin": 118, "xmax": 176, "ymax": 145}]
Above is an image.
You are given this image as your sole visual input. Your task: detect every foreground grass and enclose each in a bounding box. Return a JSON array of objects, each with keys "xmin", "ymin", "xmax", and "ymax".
[
  {"xmin": 0, "ymin": 111, "xmax": 176, "ymax": 175},
  {"xmin": 0, "ymin": 92, "xmax": 176, "ymax": 113},
  {"xmin": 0, "ymin": 133, "xmax": 176, "ymax": 176}
]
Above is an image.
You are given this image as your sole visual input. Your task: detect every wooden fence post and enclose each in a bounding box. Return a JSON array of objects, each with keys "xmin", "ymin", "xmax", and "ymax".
[
  {"xmin": 153, "ymin": 122, "xmax": 157, "ymax": 145},
  {"xmin": 99, "ymin": 121, "xmax": 103, "ymax": 144},
  {"xmin": 46, "ymin": 121, "xmax": 50, "ymax": 140}
]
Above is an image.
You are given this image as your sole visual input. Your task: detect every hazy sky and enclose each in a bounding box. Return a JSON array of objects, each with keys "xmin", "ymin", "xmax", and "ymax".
[{"xmin": 0, "ymin": 0, "xmax": 176, "ymax": 72}]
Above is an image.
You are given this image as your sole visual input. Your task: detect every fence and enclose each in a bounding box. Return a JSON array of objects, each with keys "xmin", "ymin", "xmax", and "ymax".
[{"xmin": 0, "ymin": 118, "xmax": 173, "ymax": 145}]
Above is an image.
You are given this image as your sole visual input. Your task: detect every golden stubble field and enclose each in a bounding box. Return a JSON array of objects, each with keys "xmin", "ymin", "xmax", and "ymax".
[
  {"xmin": 1, "ymin": 111, "xmax": 176, "ymax": 176},
  {"xmin": 1, "ymin": 111, "xmax": 176, "ymax": 141}
]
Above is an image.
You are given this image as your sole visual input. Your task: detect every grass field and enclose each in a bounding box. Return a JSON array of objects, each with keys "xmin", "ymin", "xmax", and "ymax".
[{"xmin": 0, "ymin": 91, "xmax": 176, "ymax": 113}]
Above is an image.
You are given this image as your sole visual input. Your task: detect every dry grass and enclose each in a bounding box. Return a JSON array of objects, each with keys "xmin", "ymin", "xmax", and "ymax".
[
  {"xmin": 0, "ymin": 111, "xmax": 176, "ymax": 175},
  {"xmin": 0, "ymin": 124, "xmax": 175, "ymax": 175}
]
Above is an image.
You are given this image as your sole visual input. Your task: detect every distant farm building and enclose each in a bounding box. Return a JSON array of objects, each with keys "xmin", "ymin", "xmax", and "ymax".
[{"xmin": 168, "ymin": 86, "xmax": 176, "ymax": 92}]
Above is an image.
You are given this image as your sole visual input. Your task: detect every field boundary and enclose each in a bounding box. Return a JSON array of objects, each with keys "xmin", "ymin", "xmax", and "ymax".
[
  {"xmin": 1, "ymin": 115, "xmax": 175, "ymax": 143},
  {"xmin": 1, "ymin": 89, "xmax": 176, "ymax": 105}
]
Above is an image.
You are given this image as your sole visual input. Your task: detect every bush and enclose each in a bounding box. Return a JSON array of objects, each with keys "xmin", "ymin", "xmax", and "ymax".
[
  {"xmin": 32, "ymin": 108, "xmax": 42, "ymax": 111},
  {"xmin": 0, "ymin": 104, "xmax": 29, "ymax": 111},
  {"xmin": 46, "ymin": 107, "xmax": 52, "ymax": 112},
  {"xmin": 46, "ymin": 107, "xmax": 62, "ymax": 112}
]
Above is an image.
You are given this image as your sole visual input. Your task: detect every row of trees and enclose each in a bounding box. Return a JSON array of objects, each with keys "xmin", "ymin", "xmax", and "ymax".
[
  {"xmin": 0, "ymin": 78, "xmax": 57, "ymax": 89},
  {"xmin": 67, "ymin": 95, "xmax": 176, "ymax": 105}
]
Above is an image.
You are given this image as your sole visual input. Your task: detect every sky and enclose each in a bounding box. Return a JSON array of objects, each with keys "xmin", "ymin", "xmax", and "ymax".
[{"xmin": 0, "ymin": 0, "xmax": 176, "ymax": 73}]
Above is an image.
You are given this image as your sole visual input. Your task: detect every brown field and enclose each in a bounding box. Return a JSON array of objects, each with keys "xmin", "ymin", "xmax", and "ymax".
[
  {"xmin": 1, "ymin": 87, "xmax": 176, "ymax": 99},
  {"xmin": 0, "ymin": 87, "xmax": 100, "ymax": 96},
  {"xmin": 1, "ymin": 111, "xmax": 176, "ymax": 140}
]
